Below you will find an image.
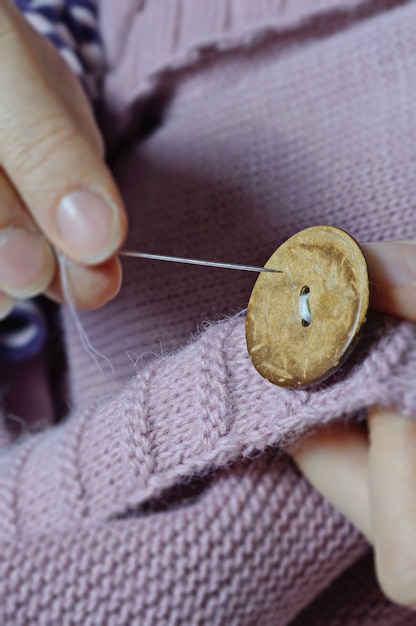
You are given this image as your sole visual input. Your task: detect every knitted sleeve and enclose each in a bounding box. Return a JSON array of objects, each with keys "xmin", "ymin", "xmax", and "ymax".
[
  {"xmin": 13, "ymin": 0, "xmax": 104, "ymax": 100},
  {"xmin": 0, "ymin": 313, "xmax": 415, "ymax": 623},
  {"xmin": 0, "ymin": 313, "xmax": 415, "ymax": 532}
]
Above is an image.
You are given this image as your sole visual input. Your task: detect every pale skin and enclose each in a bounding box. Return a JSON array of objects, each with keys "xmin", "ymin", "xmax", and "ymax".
[
  {"xmin": 289, "ymin": 270, "xmax": 416, "ymax": 609},
  {"xmin": 1, "ymin": 0, "xmax": 416, "ymax": 610}
]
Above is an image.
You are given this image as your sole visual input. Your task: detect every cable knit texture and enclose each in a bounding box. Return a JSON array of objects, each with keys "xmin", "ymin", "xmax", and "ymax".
[{"xmin": 2, "ymin": 0, "xmax": 416, "ymax": 624}]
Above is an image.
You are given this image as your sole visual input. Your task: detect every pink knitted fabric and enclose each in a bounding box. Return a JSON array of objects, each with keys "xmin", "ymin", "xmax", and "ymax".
[{"xmin": 2, "ymin": 0, "xmax": 416, "ymax": 624}]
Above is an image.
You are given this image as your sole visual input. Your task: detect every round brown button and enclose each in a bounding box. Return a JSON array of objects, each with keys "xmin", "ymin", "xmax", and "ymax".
[{"xmin": 245, "ymin": 225, "xmax": 370, "ymax": 389}]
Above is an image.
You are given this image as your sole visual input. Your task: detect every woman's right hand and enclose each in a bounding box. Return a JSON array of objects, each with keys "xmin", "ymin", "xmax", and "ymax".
[{"xmin": 0, "ymin": 0, "xmax": 127, "ymax": 316}]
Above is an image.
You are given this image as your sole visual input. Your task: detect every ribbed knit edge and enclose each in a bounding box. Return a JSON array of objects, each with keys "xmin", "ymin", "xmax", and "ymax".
[{"xmin": 100, "ymin": 0, "xmax": 408, "ymax": 130}]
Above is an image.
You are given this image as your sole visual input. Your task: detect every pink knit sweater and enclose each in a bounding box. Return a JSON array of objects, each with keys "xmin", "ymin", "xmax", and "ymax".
[{"xmin": 2, "ymin": 1, "xmax": 416, "ymax": 624}]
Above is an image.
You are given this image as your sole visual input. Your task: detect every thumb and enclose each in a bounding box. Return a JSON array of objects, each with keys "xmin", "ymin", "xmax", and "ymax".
[
  {"xmin": 361, "ymin": 241, "xmax": 416, "ymax": 323},
  {"xmin": 0, "ymin": 3, "xmax": 127, "ymax": 265}
]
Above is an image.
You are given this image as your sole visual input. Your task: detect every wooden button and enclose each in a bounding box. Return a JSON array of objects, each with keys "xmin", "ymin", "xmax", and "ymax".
[{"xmin": 245, "ymin": 226, "xmax": 370, "ymax": 389}]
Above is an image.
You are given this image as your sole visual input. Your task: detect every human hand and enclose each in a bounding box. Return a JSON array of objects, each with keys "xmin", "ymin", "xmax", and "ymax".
[
  {"xmin": 288, "ymin": 240, "xmax": 416, "ymax": 609},
  {"xmin": 0, "ymin": 0, "xmax": 127, "ymax": 317}
]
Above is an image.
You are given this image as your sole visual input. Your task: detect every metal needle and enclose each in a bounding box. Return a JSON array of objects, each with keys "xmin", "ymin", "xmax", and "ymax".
[{"xmin": 119, "ymin": 250, "xmax": 282, "ymax": 274}]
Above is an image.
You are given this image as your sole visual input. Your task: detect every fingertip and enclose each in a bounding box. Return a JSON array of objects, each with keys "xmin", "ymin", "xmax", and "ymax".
[
  {"xmin": 0, "ymin": 228, "xmax": 55, "ymax": 299},
  {"xmin": 367, "ymin": 407, "xmax": 416, "ymax": 609},
  {"xmin": 362, "ymin": 241, "xmax": 416, "ymax": 322},
  {"xmin": 55, "ymin": 189, "xmax": 127, "ymax": 265},
  {"xmin": 47, "ymin": 255, "xmax": 122, "ymax": 310}
]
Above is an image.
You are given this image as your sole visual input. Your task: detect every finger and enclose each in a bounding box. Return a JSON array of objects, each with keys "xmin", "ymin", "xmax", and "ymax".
[
  {"xmin": 0, "ymin": 291, "xmax": 15, "ymax": 320},
  {"xmin": 368, "ymin": 407, "xmax": 416, "ymax": 609},
  {"xmin": 289, "ymin": 421, "xmax": 372, "ymax": 541},
  {"xmin": 0, "ymin": 170, "xmax": 55, "ymax": 299},
  {"xmin": 0, "ymin": 4, "xmax": 127, "ymax": 266},
  {"xmin": 46, "ymin": 256, "xmax": 122, "ymax": 310},
  {"xmin": 361, "ymin": 241, "xmax": 416, "ymax": 322}
]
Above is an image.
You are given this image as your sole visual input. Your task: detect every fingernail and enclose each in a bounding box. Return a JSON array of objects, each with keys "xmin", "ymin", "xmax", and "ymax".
[
  {"xmin": 56, "ymin": 190, "xmax": 122, "ymax": 264},
  {"xmin": 0, "ymin": 228, "xmax": 55, "ymax": 298},
  {"xmin": 364, "ymin": 241, "xmax": 416, "ymax": 286}
]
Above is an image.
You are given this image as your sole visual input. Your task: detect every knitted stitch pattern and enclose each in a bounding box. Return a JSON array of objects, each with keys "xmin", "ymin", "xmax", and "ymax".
[
  {"xmin": 2, "ymin": 0, "xmax": 416, "ymax": 624},
  {"xmin": 66, "ymin": 0, "xmax": 416, "ymax": 408}
]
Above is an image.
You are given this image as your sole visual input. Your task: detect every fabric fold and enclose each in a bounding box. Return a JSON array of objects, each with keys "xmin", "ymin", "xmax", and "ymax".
[{"xmin": 1, "ymin": 311, "xmax": 415, "ymax": 538}]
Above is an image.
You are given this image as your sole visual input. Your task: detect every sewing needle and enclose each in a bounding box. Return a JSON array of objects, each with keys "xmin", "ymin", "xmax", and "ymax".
[{"xmin": 119, "ymin": 250, "xmax": 282, "ymax": 274}]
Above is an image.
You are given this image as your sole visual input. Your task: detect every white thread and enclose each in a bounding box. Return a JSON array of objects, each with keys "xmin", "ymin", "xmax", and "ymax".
[
  {"xmin": 126, "ymin": 350, "xmax": 156, "ymax": 372},
  {"xmin": 57, "ymin": 251, "xmax": 114, "ymax": 377},
  {"xmin": 299, "ymin": 286, "xmax": 312, "ymax": 326},
  {"xmin": 5, "ymin": 412, "xmax": 28, "ymax": 435}
]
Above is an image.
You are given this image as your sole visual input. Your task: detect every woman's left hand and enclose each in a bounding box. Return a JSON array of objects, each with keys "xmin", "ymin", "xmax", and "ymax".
[{"xmin": 287, "ymin": 239, "xmax": 416, "ymax": 610}]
